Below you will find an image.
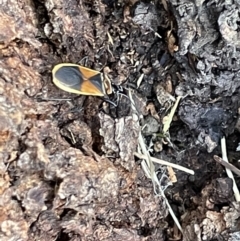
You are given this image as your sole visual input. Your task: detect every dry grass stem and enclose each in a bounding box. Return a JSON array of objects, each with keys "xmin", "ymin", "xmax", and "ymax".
[
  {"xmin": 163, "ymin": 96, "xmax": 181, "ymax": 134},
  {"xmin": 128, "ymin": 89, "xmax": 183, "ymax": 234},
  {"xmin": 213, "ymin": 155, "xmax": 240, "ymax": 177},
  {"xmin": 134, "ymin": 152, "xmax": 194, "ymax": 175},
  {"xmin": 221, "ymin": 136, "xmax": 240, "ymax": 202}
]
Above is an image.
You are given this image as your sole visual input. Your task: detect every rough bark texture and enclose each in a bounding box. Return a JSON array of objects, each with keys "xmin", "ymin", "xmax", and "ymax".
[{"xmin": 1, "ymin": 0, "xmax": 240, "ymax": 240}]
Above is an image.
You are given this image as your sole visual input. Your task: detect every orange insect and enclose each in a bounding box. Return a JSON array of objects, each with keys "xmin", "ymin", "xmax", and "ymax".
[{"xmin": 52, "ymin": 63, "xmax": 112, "ymax": 96}]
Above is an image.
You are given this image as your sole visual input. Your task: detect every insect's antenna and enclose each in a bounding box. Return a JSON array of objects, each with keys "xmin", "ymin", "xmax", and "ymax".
[{"xmin": 101, "ymin": 96, "xmax": 117, "ymax": 107}]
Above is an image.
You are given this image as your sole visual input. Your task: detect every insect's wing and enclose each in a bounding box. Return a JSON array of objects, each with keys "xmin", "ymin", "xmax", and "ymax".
[
  {"xmin": 81, "ymin": 70, "xmax": 105, "ymax": 96},
  {"xmin": 52, "ymin": 64, "xmax": 105, "ymax": 96}
]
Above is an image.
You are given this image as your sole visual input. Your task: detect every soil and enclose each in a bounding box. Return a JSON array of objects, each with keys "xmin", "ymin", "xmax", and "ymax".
[{"xmin": 1, "ymin": 0, "xmax": 240, "ymax": 240}]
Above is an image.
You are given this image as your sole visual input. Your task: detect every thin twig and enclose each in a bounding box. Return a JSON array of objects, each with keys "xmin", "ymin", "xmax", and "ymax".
[
  {"xmin": 138, "ymin": 132, "xmax": 156, "ymax": 191},
  {"xmin": 213, "ymin": 155, "xmax": 240, "ymax": 177},
  {"xmin": 129, "ymin": 89, "xmax": 183, "ymax": 234},
  {"xmin": 134, "ymin": 152, "xmax": 194, "ymax": 175},
  {"xmin": 137, "ymin": 73, "xmax": 144, "ymax": 88},
  {"xmin": 221, "ymin": 137, "xmax": 240, "ymax": 202},
  {"xmin": 138, "ymin": 132, "xmax": 183, "ymax": 233},
  {"xmin": 107, "ymin": 31, "xmax": 114, "ymax": 45},
  {"xmin": 139, "ymin": 132, "xmax": 183, "ymax": 233}
]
